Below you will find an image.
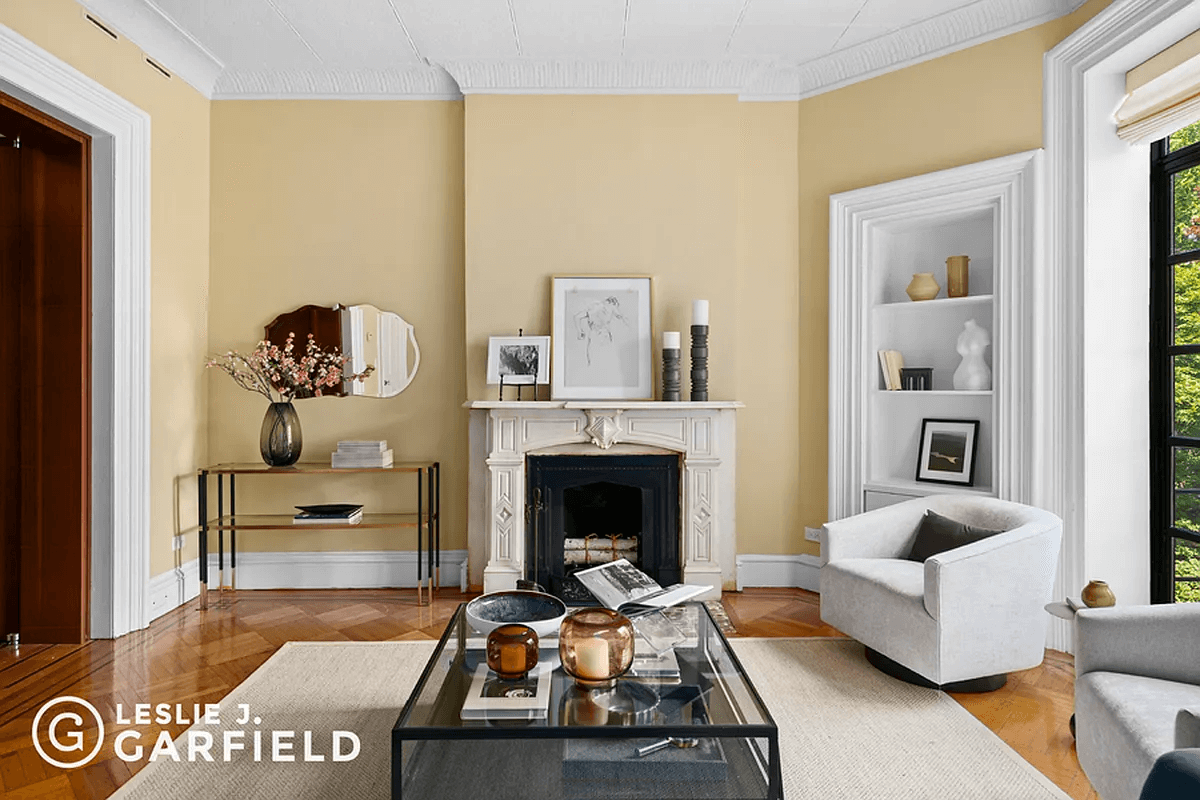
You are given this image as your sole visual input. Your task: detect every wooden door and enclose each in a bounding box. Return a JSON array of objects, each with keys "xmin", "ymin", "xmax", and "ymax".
[{"xmin": 0, "ymin": 93, "xmax": 91, "ymax": 644}]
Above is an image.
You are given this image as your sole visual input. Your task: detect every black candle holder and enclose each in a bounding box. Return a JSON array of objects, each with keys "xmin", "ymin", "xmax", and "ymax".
[
  {"xmin": 662, "ymin": 347, "xmax": 681, "ymax": 401},
  {"xmin": 690, "ymin": 325, "xmax": 708, "ymax": 401}
]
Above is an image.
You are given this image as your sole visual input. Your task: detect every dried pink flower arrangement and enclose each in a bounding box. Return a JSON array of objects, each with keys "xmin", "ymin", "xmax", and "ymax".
[{"xmin": 207, "ymin": 332, "xmax": 372, "ymax": 401}]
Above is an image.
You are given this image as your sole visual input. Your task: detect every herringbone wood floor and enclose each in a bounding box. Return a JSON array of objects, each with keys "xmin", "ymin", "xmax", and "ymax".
[{"xmin": 0, "ymin": 588, "xmax": 1097, "ymax": 799}]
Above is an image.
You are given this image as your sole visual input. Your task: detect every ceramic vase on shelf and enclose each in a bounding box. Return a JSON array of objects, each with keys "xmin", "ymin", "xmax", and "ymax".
[
  {"xmin": 946, "ymin": 255, "xmax": 970, "ymax": 298},
  {"xmin": 905, "ymin": 272, "xmax": 940, "ymax": 301},
  {"xmin": 260, "ymin": 401, "xmax": 302, "ymax": 467},
  {"xmin": 952, "ymin": 319, "xmax": 992, "ymax": 391},
  {"xmin": 1081, "ymin": 580, "xmax": 1116, "ymax": 608}
]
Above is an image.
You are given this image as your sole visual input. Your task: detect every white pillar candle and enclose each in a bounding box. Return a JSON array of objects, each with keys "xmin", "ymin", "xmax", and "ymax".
[
  {"xmin": 574, "ymin": 637, "xmax": 610, "ymax": 680},
  {"xmin": 663, "ymin": 331, "xmax": 681, "ymax": 349},
  {"xmin": 693, "ymin": 300, "xmax": 709, "ymax": 326}
]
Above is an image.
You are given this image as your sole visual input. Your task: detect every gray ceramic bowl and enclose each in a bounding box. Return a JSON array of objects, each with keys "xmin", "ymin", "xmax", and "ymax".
[{"xmin": 465, "ymin": 590, "xmax": 568, "ymax": 638}]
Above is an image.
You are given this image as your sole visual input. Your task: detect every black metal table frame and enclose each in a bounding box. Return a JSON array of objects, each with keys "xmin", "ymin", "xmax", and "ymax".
[
  {"xmin": 196, "ymin": 462, "xmax": 441, "ymax": 608},
  {"xmin": 391, "ymin": 602, "xmax": 783, "ymax": 800}
]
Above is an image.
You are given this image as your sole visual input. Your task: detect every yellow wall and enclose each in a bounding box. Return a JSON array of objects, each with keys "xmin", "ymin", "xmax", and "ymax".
[
  {"xmin": 463, "ymin": 95, "xmax": 801, "ymax": 554},
  {"xmin": 1, "ymin": 0, "xmax": 1114, "ymax": 587},
  {"xmin": 208, "ymin": 100, "xmax": 467, "ymax": 553},
  {"xmin": 790, "ymin": 0, "xmax": 1109, "ymax": 555},
  {"xmin": 0, "ymin": 0, "xmax": 211, "ymax": 577}
]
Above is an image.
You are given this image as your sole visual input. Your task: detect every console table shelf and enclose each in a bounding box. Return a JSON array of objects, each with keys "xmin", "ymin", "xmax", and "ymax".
[{"xmin": 196, "ymin": 461, "xmax": 441, "ymax": 608}]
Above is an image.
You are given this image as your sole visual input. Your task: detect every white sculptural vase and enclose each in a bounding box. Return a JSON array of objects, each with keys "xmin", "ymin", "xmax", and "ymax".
[{"xmin": 953, "ymin": 319, "xmax": 991, "ymax": 391}]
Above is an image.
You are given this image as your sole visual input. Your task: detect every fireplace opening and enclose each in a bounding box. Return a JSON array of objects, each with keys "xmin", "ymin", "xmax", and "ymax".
[{"xmin": 527, "ymin": 454, "xmax": 680, "ymax": 604}]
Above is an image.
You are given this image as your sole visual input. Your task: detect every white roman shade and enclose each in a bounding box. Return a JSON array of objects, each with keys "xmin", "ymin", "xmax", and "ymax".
[{"xmin": 1116, "ymin": 28, "xmax": 1200, "ymax": 144}]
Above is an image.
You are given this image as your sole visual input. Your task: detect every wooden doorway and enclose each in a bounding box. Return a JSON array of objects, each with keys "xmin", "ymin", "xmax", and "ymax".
[{"xmin": 0, "ymin": 91, "xmax": 91, "ymax": 644}]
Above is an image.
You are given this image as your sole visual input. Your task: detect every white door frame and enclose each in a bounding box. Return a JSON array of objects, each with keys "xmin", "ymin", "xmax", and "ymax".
[{"xmin": 0, "ymin": 24, "xmax": 151, "ymax": 638}]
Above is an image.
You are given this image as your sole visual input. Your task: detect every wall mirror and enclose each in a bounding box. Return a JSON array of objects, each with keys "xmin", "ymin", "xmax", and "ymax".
[{"xmin": 265, "ymin": 304, "xmax": 420, "ymax": 398}]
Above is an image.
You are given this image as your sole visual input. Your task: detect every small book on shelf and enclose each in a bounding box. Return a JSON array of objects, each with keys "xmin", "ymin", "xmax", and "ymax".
[
  {"xmin": 877, "ymin": 349, "xmax": 904, "ymax": 390},
  {"xmin": 459, "ymin": 664, "xmax": 551, "ymax": 720},
  {"xmin": 293, "ymin": 503, "xmax": 364, "ymax": 525},
  {"xmin": 573, "ymin": 558, "xmax": 708, "ymax": 619}
]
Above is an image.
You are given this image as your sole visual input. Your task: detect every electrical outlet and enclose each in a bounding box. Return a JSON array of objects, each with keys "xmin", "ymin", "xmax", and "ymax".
[
  {"xmin": 804, "ymin": 526, "xmax": 821, "ymax": 542},
  {"xmin": 172, "ymin": 534, "xmax": 184, "ymax": 552}
]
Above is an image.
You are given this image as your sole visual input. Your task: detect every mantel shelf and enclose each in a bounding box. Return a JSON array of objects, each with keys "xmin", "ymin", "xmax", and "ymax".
[
  {"xmin": 465, "ymin": 400, "xmax": 744, "ymax": 410},
  {"xmin": 874, "ymin": 294, "xmax": 993, "ymax": 311}
]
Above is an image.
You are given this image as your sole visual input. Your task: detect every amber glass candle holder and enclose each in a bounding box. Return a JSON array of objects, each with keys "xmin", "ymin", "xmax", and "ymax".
[
  {"xmin": 486, "ymin": 624, "xmax": 539, "ymax": 680},
  {"xmin": 558, "ymin": 607, "xmax": 635, "ymax": 690}
]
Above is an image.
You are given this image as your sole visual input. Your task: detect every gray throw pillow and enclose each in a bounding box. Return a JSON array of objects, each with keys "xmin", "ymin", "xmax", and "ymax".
[{"xmin": 906, "ymin": 509, "xmax": 1002, "ymax": 562}]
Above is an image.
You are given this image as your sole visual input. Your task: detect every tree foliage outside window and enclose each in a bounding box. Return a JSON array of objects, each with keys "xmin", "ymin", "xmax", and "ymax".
[{"xmin": 1168, "ymin": 118, "xmax": 1200, "ymax": 602}]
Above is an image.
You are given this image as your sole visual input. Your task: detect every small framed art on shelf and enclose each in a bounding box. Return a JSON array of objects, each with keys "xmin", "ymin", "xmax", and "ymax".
[
  {"xmin": 915, "ymin": 418, "xmax": 980, "ymax": 486},
  {"xmin": 551, "ymin": 275, "xmax": 653, "ymax": 400},
  {"xmin": 486, "ymin": 335, "xmax": 551, "ymax": 385}
]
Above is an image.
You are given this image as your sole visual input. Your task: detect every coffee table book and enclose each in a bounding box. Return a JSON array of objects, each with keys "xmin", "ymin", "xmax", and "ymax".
[{"xmin": 459, "ymin": 665, "xmax": 552, "ymax": 720}]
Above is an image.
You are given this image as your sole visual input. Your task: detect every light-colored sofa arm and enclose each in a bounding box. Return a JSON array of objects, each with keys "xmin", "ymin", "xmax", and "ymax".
[
  {"xmin": 1075, "ymin": 603, "xmax": 1200, "ymax": 686},
  {"xmin": 923, "ymin": 521, "xmax": 1061, "ymax": 622},
  {"xmin": 1181, "ymin": 708, "xmax": 1200, "ymax": 749},
  {"xmin": 821, "ymin": 499, "xmax": 929, "ymax": 564}
]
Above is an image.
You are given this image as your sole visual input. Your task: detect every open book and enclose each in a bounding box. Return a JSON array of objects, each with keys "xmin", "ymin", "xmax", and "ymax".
[{"xmin": 573, "ymin": 558, "xmax": 708, "ymax": 617}]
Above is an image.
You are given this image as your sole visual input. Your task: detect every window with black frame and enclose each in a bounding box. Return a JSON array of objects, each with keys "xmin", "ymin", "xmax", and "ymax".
[{"xmin": 1150, "ymin": 119, "xmax": 1200, "ymax": 603}]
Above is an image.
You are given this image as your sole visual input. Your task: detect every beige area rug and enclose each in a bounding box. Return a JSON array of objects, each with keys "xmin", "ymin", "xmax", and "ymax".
[{"xmin": 112, "ymin": 639, "xmax": 1069, "ymax": 800}]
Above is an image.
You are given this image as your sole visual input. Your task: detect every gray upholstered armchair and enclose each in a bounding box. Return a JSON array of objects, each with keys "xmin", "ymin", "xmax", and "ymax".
[
  {"xmin": 819, "ymin": 494, "xmax": 1063, "ymax": 690},
  {"xmin": 1074, "ymin": 603, "xmax": 1200, "ymax": 800}
]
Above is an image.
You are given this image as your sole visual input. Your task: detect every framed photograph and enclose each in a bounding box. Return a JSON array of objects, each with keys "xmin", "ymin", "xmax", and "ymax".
[
  {"xmin": 551, "ymin": 276, "xmax": 653, "ymax": 400},
  {"xmin": 486, "ymin": 336, "xmax": 550, "ymax": 385},
  {"xmin": 915, "ymin": 418, "xmax": 981, "ymax": 486}
]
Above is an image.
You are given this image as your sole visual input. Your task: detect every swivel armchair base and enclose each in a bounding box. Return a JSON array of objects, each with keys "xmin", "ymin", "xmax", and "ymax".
[{"xmin": 865, "ymin": 647, "xmax": 1008, "ymax": 693}]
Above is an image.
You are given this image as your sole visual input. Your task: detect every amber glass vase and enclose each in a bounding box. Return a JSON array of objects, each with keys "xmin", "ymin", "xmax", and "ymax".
[
  {"xmin": 486, "ymin": 624, "xmax": 539, "ymax": 680},
  {"xmin": 558, "ymin": 607, "xmax": 635, "ymax": 690}
]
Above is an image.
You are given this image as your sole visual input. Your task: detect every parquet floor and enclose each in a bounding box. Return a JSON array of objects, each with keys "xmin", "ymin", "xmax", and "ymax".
[{"xmin": 0, "ymin": 587, "xmax": 1097, "ymax": 799}]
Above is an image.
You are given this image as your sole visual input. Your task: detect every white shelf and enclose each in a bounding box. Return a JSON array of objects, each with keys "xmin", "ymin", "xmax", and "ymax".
[
  {"xmin": 874, "ymin": 294, "xmax": 993, "ymax": 312},
  {"xmin": 873, "ymin": 390, "xmax": 992, "ymax": 397},
  {"xmin": 865, "ymin": 479, "xmax": 996, "ymax": 497}
]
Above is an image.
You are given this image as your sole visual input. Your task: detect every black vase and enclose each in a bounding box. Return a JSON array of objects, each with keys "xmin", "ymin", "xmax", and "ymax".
[{"xmin": 260, "ymin": 402, "xmax": 302, "ymax": 466}]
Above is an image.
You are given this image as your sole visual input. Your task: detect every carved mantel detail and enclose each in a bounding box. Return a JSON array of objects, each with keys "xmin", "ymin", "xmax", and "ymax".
[
  {"xmin": 584, "ymin": 409, "xmax": 623, "ymax": 450},
  {"xmin": 467, "ymin": 401, "xmax": 743, "ymax": 599}
]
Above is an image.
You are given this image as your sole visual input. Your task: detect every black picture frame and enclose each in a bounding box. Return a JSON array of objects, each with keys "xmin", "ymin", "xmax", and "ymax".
[{"xmin": 915, "ymin": 418, "xmax": 980, "ymax": 486}]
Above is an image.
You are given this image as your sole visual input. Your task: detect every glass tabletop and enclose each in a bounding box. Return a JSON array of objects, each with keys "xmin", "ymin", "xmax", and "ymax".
[{"xmin": 395, "ymin": 602, "xmax": 775, "ymax": 736}]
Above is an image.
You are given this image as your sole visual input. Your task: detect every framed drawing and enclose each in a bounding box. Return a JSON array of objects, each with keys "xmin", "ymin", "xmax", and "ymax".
[
  {"xmin": 551, "ymin": 276, "xmax": 653, "ymax": 400},
  {"xmin": 915, "ymin": 418, "xmax": 980, "ymax": 486},
  {"xmin": 486, "ymin": 336, "xmax": 551, "ymax": 385}
]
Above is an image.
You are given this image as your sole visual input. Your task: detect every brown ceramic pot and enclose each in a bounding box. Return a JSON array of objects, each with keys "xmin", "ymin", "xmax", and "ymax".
[{"xmin": 1081, "ymin": 580, "xmax": 1116, "ymax": 608}]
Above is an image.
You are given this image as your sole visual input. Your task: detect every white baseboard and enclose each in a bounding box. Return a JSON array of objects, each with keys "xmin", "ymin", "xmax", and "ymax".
[
  {"xmin": 735, "ymin": 554, "xmax": 822, "ymax": 592},
  {"xmin": 147, "ymin": 550, "xmax": 469, "ymax": 621}
]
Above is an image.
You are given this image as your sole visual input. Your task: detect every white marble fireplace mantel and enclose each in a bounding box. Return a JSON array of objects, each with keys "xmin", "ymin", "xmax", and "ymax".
[{"xmin": 466, "ymin": 401, "xmax": 743, "ymax": 598}]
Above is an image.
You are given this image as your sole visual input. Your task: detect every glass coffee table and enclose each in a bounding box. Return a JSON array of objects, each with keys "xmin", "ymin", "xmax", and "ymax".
[{"xmin": 391, "ymin": 602, "xmax": 782, "ymax": 800}]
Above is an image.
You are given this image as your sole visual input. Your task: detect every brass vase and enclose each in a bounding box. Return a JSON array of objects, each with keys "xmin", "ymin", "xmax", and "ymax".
[
  {"xmin": 946, "ymin": 255, "xmax": 970, "ymax": 298},
  {"xmin": 1081, "ymin": 580, "xmax": 1116, "ymax": 608}
]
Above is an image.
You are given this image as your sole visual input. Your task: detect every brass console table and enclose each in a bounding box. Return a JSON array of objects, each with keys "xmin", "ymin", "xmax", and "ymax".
[{"xmin": 196, "ymin": 461, "xmax": 441, "ymax": 608}]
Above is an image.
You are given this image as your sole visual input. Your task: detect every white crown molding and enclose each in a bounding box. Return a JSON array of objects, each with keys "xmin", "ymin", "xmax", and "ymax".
[
  {"xmin": 77, "ymin": 0, "xmax": 224, "ymax": 98},
  {"xmin": 441, "ymin": 59, "xmax": 770, "ymax": 96},
  {"xmin": 1041, "ymin": 0, "xmax": 1200, "ymax": 653},
  {"xmin": 212, "ymin": 66, "xmax": 463, "ymax": 100},
  {"xmin": 742, "ymin": 0, "xmax": 1088, "ymax": 101}
]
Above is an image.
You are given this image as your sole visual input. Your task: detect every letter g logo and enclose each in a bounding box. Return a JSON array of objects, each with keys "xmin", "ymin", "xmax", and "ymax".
[{"xmin": 32, "ymin": 697, "xmax": 105, "ymax": 768}]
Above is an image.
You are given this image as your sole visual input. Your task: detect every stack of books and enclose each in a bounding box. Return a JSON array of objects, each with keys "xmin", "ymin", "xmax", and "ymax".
[
  {"xmin": 293, "ymin": 503, "xmax": 364, "ymax": 525},
  {"xmin": 331, "ymin": 440, "xmax": 394, "ymax": 468}
]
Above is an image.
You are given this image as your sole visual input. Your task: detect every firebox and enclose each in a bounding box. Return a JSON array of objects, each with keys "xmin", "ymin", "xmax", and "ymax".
[{"xmin": 526, "ymin": 454, "xmax": 681, "ymax": 604}]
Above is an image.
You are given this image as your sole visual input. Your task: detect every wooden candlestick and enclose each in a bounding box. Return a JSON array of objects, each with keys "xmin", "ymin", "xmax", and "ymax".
[{"xmin": 690, "ymin": 325, "xmax": 709, "ymax": 401}]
